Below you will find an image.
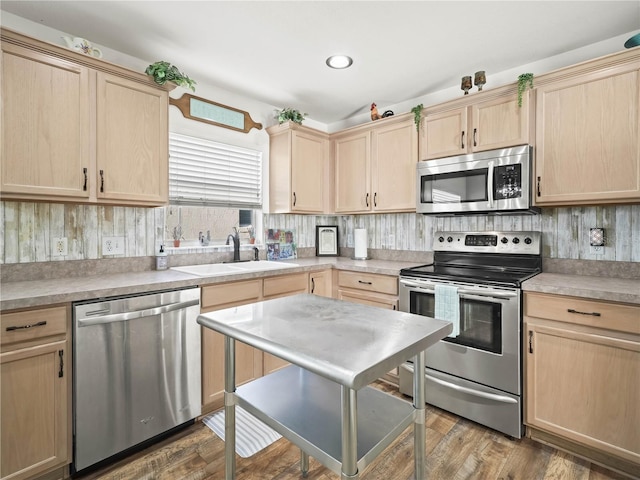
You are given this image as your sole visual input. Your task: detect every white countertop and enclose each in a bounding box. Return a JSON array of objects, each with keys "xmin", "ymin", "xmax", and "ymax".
[
  {"xmin": 0, "ymin": 257, "xmax": 419, "ymax": 311},
  {"xmin": 522, "ymin": 273, "xmax": 640, "ymax": 305}
]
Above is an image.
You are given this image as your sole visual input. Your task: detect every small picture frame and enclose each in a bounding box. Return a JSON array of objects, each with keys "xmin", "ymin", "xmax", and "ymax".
[{"xmin": 316, "ymin": 225, "xmax": 339, "ymax": 257}]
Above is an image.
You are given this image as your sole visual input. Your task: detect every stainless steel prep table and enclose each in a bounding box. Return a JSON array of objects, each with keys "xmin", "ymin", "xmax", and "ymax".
[{"xmin": 197, "ymin": 293, "xmax": 452, "ymax": 480}]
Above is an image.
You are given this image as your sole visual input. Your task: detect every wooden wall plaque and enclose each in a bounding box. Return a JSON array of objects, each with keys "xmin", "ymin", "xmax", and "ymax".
[{"xmin": 169, "ymin": 93, "xmax": 262, "ymax": 133}]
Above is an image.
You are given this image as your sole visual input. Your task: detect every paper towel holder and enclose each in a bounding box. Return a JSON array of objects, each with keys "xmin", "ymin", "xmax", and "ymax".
[
  {"xmin": 352, "ymin": 228, "xmax": 369, "ymax": 260},
  {"xmin": 316, "ymin": 225, "xmax": 339, "ymax": 257}
]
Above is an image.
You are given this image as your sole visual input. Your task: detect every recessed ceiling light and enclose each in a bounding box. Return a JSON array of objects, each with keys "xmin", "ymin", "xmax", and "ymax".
[{"xmin": 326, "ymin": 55, "xmax": 353, "ymax": 69}]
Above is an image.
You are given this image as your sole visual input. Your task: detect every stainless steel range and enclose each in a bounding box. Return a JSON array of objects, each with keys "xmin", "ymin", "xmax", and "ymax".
[{"xmin": 398, "ymin": 231, "xmax": 541, "ymax": 438}]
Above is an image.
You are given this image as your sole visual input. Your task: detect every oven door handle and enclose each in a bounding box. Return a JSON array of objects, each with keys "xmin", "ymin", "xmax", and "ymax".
[
  {"xmin": 400, "ymin": 279, "xmax": 518, "ymax": 300},
  {"xmin": 425, "ymin": 372, "xmax": 517, "ymax": 404}
]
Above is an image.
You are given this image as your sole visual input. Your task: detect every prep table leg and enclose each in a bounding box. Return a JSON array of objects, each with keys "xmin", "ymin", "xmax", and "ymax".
[
  {"xmin": 341, "ymin": 386, "xmax": 358, "ymax": 479},
  {"xmin": 413, "ymin": 350, "xmax": 426, "ymax": 480},
  {"xmin": 300, "ymin": 450, "xmax": 309, "ymax": 477},
  {"xmin": 224, "ymin": 336, "xmax": 237, "ymax": 480}
]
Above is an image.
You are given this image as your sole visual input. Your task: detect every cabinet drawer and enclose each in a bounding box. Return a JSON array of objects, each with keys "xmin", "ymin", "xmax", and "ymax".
[
  {"xmin": 201, "ymin": 279, "xmax": 262, "ymax": 311},
  {"xmin": 1, "ymin": 305, "xmax": 67, "ymax": 346},
  {"xmin": 337, "ymin": 271, "xmax": 398, "ymax": 295},
  {"xmin": 525, "ymin": 292, "xmax": 639, "ymax": 334},
  {"xmin": 263, "ymin": 273, "xmax": 308, "ymax": 298}
]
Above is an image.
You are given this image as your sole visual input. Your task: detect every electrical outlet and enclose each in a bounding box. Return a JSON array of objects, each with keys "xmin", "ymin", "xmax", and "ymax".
[
  {"xmin": 52, "ymin": 237, "xmax": 68, "ymax": 257},
  {"xmin": 589, "ymin": 228, "xmax": 605, "ymax": 256},
  {"xmin": 347, "ymin": 233, "xmax": 353, "ymax": 246},
  {"xmin": 103, "ymin": 236, "xmax": 125, "ymax": 255}
]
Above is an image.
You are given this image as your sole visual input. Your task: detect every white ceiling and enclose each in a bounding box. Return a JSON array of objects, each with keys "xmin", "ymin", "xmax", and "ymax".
[{"xmin": 2, "ymin": 1, "xmax": 639, "ymax": 125}]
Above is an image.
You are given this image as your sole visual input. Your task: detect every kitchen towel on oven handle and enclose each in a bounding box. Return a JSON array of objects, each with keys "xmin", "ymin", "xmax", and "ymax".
[{"xmin": 435, "ymin": 284, "xmax": 460, "ymax": 337}]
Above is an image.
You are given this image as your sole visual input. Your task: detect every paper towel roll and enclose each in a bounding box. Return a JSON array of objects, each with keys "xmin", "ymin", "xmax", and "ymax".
[{"xmin": 354, "ymin": 229, "xmax": 368, "ymax": 259}]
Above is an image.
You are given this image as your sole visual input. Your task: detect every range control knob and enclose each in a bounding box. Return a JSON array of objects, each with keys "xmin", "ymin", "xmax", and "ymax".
[
  {"xmin": 447, "ymin": 236, "xmax": 453, "ymax": 243},
  {"xmin": 512, "ymin": 237, "xmax": 520, "ymax": 244},
  {"xmin": 524, "ymin": 237, "xmax": 532, "ymax": 245},
  {"xmin": 438, "ymin": 236, "xmax": 445, "ymax": 243},
  {"xmin": 501, "ymin": 237, "xmax": 509, "ymax": 244}
]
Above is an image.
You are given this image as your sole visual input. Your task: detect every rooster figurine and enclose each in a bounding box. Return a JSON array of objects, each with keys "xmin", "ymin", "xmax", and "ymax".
[{"xmin": 370, "ymin": 102, "xmax": 382, "ymax": 121}]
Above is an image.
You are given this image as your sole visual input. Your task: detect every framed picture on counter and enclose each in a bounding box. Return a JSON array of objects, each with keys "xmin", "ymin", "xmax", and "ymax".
[{"xmin": 316, "ymin": 225, "xmax": 339, "ymax": 257}]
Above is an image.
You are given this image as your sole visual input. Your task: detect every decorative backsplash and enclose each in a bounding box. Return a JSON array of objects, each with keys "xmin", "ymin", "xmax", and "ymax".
[{"xmin": 1, "ymin": 201, "xmax": 638, "ymax": 265}]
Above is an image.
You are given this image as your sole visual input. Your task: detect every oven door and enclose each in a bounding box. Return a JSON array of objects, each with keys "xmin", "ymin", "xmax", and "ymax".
[{"xmin": 399, "ymin": 277, "xmax": 521, "ymax": 395}]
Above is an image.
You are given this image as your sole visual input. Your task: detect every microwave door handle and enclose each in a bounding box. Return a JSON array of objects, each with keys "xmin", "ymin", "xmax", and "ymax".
[{"xmin": 487, "ymin": 161, "xmax": 494, "ymax": 209}]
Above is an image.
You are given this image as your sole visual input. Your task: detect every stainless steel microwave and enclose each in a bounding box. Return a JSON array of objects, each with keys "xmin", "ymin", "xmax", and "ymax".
[{"xmin": 416, "ymin": 145, "xmax": 538, "ymax": 215}]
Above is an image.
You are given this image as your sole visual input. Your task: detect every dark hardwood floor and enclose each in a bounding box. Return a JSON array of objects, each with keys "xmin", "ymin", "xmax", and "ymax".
[{"xmin": 75, "ymin": 381, "xmax": 633, "ymax": 480}]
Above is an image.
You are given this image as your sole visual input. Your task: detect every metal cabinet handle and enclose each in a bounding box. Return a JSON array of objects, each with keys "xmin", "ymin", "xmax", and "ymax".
[
  {"xmin": 461, "ymin": 131, "xmax": 465, "ymax": 149},
  {"xmin": 6, "ymin": 320, "xmax": 47, "ymax": 331},
  {"xmin": 100, "ymin": 170, "xmax": 104, "ymax": 193},
  {"xmin": 358, "ymin": 280, "xmax": 373, "ymax": 285},
  {"xmin": 568, "ymin": 308, "xmax": 601, "ymax": 317},
  {"xmin": 473, "ymin": 128, "xmax": 477, "ymax": 146},
  {"xmin": 366, "ymin": 193, "xmax": 369, "ymax": 207},
  {"xmin": 293, "ymin": 192, "xmax": 296, "ymax": 206},
  {"xmin": 537, "ymin": 176, "xmax": 541, "ymax": 197},
  {"xmin": 374, "ymin": 192, "xmax": 377, "ymax": 207},
  {"xmin": 311, "ymin": 277, "xmax": 315, "ymax": 293},
  {"xmin": 83, "ymin": 167, "xmax": 88, "ymax": 191},
  {"xmin": 58, "ymin": 350, "xmax": 64, "ymax": 378}
]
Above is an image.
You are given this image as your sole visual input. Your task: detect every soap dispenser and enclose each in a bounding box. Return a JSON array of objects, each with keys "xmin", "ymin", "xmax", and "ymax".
[{"xmin": 156, "ymin": 244, "xmax": 168, "ymax": 270}]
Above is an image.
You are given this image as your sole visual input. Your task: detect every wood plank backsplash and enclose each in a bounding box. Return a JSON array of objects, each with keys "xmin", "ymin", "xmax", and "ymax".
[{"xmin": 1, "ymin": 201, "xmax": 638, "ymax": 264}]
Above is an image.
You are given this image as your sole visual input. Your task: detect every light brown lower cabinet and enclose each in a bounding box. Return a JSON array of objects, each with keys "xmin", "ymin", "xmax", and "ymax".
[
  {"xmin": 336, "ymin": 270, "xmax": 399, "ymax": 310},
  {"xmin": 524, "ymin": 292, "xmax": 640, "ymax": 476},
  {"xmin": 0, "ymin": 305, "xmax": 71, "ymax": 480},
  {"xmin": 200, "ymin": 273, "xmax": 311, "ymax": 413},
  {"xmin": 309, "ymin": 269, "xmax": 332, "ymax": 298},
  {"xmin": 262, "ymin": 273, "xmax": 308, "ymax": 375},
  {"xmin": 336, "ymin": 270, "xmax": 400, "ymax": 384}
]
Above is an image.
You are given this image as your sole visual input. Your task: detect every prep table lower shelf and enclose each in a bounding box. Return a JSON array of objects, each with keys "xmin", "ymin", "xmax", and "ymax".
[{"xmin": 235, "ymin": 365, "xmax": 416, "ymax": 475}]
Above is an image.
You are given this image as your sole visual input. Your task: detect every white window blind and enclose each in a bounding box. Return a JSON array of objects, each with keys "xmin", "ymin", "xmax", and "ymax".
[{"xmin": 169, "ymin": 132, "xmax": 262, "ymax": 208}]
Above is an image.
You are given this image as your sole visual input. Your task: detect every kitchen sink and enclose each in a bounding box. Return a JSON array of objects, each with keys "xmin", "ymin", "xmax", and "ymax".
[{"xmin": 171, "ymin": 261, "xmax": 299, "ymax": 277}]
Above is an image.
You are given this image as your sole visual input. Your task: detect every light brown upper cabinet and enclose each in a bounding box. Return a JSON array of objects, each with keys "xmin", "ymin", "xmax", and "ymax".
[
  {"xmin": 0, "ymin": 28, "xmax": 169, "ymax": 206},
  {"xmin": 420, "ymin": 85, "xmax": 530, "ymax": 161},
  {"xmin": 267, "ymin": 122, "xmax": 330, "ymax": 214},
  {"xmin": 96, "ymin": 73, "xmax": 168, "ymax": 204},
  {"xmin": 334, "ymin": 113, "xmax": 417, "ymax": 214},
  {"xmin": 534, "ymin": 49, "xmax": 640, "ymax": 206}
]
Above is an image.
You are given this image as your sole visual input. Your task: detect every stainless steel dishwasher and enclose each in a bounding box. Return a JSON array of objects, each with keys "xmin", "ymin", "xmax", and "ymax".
[{"xmin": 72, "ymin": 287, "xmax": 201, "ymax": 473}]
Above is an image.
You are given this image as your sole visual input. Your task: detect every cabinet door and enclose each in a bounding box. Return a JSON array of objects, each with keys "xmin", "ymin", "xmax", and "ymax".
[
  {"xmin": 96, "ymin": 72, "xmax": 168, "ymax": 205},
  {"xmin": 309, "ymin": 270, "xmax": 332, "ymax": 298},
  {"xmin": 334, "ymin": 131, "xmax": 371, "ymax": 213},
  {"xmin": 1, "ymin": 44, "xmax": 91, "ymax": 201},
  {"xmin": 1, "ymin": 340, "xmax": 69, "ymax": 480},
  {"xmin": 201, "ymin": 280, "xmax": 263, "ymax": 413},
  {"xmin": 421, "ymin": 108, "xmax": 467, "ymax": 160},
  {"xmin": 263, "ymin": 273, "xmax": 308, "ymax": 374},
  {"xmin": 471, "ymin": 93, "xmax": 528, "ymax": 152},
  {"xmin": 291, "ymin": 131, "xmax": 328, "ymax": 213},
  {"xmin": 525, "ymin": 322, "xmax": 640, "ymax": 464},
  {"xmin": 535, "ymin": 66, "xmax": 640, "ymax": 205},
  {"xmin": 371, "ymin": 119, "xmax": 417, "ymax": 212}
]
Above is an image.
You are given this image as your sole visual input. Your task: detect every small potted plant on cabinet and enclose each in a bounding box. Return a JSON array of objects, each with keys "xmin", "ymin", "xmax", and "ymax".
[
  {"xmin": 145, "ymin": 61, "xmax": 197, "ymax": 91},
  {"xmin": 275, "ymin": 108, "xmax": 307, "ymax": 125},
  {"xmin": 517, "ymin": 73, "xmax": 534, "ymax": 107}
]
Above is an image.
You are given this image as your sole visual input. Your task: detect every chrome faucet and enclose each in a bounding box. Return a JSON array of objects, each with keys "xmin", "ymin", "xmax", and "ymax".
[{"xmin": 226, "ymin": 227, "xmax": 240, "ymax": 262}]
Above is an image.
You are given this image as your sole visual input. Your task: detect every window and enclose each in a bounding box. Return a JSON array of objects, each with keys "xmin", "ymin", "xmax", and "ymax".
[
  {"xmin": 166, "ymin": 133, "xmax": 262, "ymax": 246},
  {"xmin": 168, "ymin": 132, "xmax": 262, "ymax": 208}
]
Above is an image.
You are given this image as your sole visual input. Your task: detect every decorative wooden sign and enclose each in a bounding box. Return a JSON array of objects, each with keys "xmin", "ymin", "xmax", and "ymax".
[{"xmin": 169, "ymin": 93, "xmax": 262, "ymax": 133}]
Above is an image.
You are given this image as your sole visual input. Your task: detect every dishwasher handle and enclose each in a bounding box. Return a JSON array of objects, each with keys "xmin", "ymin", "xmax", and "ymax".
[{"xmin": 77, "ymin": 298, "xmax": 200, "ymax": 327}]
